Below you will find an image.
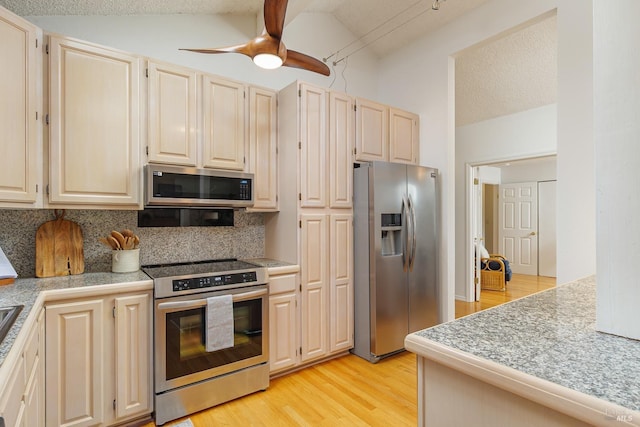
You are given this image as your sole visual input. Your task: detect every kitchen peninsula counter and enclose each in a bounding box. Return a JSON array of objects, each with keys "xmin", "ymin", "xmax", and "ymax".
[{"xmin": 405, "ymin": 276, "xmax": 640, "ymax": 426}]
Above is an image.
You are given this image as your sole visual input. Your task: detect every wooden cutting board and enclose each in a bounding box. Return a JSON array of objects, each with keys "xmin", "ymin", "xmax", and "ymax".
[{"xmin": 35, "ymin": 210, "xmax": 85, "ymax": 277}]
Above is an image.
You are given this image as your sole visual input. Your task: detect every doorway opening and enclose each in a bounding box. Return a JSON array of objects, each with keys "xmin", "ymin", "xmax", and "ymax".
[{"xmin": 460, "ymin": 156, "xmax": 557, "ymax": 317}]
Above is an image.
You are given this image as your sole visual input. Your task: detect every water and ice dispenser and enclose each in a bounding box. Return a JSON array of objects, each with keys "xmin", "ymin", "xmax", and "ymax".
[{"xmin": 380, "ymin": 213, "xmax": 402, "ymax": 256}]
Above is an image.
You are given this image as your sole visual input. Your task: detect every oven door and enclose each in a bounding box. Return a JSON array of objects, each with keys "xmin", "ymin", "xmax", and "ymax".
[{"xmin": 155, "ymin": 285, "xmax": 268, "ymax": 393}]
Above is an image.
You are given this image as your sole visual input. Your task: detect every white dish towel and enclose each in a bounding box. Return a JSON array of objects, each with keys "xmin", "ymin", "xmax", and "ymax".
[{"xmin": 205, "ymin": 295, "xmax": 234, "ymax": 352}]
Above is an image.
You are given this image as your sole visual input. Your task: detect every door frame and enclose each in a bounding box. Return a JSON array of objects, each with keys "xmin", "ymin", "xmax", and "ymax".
[{"xmin": 464, "ymin": 152, "xmax": 556, "ymax": 302}]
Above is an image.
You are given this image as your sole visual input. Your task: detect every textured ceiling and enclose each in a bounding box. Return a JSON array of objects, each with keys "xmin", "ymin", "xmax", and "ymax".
[
  {"xmin": 0, "ymin": 0, "xmax": 489, "ymax": 58},
  {"xmin": 0, "ymin": 0, "xmax": 556, "ymax": 125},
  {"xmin": 455, "ymin": 14, "xmax": 558, "ymax": 126}
]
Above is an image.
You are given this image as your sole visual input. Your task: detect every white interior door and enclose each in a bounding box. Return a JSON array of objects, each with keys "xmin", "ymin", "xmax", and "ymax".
[
  {"xmin": 499, "ymin": 182, "xmax": 538, "ymax": 275},
  {"xmin": 538, "ymin": 180, "xmax": 557, "ymax": 277}
]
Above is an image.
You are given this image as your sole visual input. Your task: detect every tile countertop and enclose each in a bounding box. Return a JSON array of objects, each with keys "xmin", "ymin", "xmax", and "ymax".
[
  {"xmin": 406, "ymin": 275, "xmax": 640, "ymax": 416},
  {"xmin": 0, "ymin": 271, "xmax": 152, "ymax": 367}
]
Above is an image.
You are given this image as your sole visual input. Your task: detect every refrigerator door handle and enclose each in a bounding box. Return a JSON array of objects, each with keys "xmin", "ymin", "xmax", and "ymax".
[
  {"xmin": 402, "ymin": 195, "xmax": 410, "ymax": 272},
  {"xmin": 408, "ymin": 194, "xmax": 417, "ymax": 271}
]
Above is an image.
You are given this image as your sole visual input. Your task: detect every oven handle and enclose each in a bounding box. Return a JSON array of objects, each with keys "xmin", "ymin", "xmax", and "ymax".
[{"xmin": 157, "ymin": 288, "xmax": 268, "ymax": 311}]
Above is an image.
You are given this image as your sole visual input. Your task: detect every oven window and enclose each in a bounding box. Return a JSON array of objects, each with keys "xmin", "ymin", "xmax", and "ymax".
[{"xmin": 165, "ymin": 299, "xmax": 263, "ymax": 381}]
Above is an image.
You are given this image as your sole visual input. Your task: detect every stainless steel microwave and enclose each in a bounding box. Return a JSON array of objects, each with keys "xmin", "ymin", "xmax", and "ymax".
[{"xmin": 144, "ymin": 165, "xmax": 254, "ymax": 208}]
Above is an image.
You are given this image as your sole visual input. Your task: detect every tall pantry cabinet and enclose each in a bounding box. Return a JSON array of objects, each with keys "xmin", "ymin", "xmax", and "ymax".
[{"xmin": 266, "ymin": 82, "xmax": 353, "ymax": 371}]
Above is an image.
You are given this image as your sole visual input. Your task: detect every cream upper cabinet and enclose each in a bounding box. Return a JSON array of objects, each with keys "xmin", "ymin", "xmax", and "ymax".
[
  {"xmin": 45, "ymin": 291, "xmax": 152, "ymax": 427},
  {"xmin": 329, "ymin": 214, "xmax": 353, "ymax": 353},
  {"xmin": 48, "ymin": 36, "xmax": 142, "ymax": 208},
  {"xmin": 146, "ymin": 60, "xmax": 198, "ymax": 166},
  {"xmin": 328, "ymin": 91, "xmax": 353, "ymax": 209},
  {"xmin": 0, "ymin": 7, "xmax": 41, "ymax": 207},
  {"xmin": 355, "ymin": 98, "xmax": 420, "ymax": 165},
  {"xmin": 248, "ymin": 86, "xmax": 278, "ymax": 211},
  {"xmin": 202, "ymin": 75, "xmax": 246, "ymax": 171},
  {"xmin": 354, "ymin": 98, "xmax": 388, "ymax": 162},
  {"xmin": 389, "ymin": 107, "xmax": 419, "ymax": 165},
  {"xmin": 299, "ymin": 83, "xmax": 327, "ymax": 208}
]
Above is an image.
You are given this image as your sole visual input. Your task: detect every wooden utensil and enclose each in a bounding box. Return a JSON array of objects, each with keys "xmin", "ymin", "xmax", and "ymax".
[{"xmin": 35, "ymin": 210, "xmax": 85, "ymax": 277}]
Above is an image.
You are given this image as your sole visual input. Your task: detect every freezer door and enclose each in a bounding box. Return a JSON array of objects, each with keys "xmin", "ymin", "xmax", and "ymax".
[
  {"xmin": 407, "ymin": 165, "xmax": 438, "ymax": 332},
  {"xmin": 371, "ymin": 162, "xmax": 410, "ymax": 356}
]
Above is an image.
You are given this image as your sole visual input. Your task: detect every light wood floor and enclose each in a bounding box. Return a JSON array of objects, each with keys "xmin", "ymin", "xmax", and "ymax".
[
  {"xmin": 144, "ymin": 351, "xmax": 417, "ymax": 427},
  {"xmin": 455, "ymin": 273, "xmax": 556, "ymax": 318},
  {"xmin": 145, "ymin": 273, "xmax": 554, "ymax": 426}
]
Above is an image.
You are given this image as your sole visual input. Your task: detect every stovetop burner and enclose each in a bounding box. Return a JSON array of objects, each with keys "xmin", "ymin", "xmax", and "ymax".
[{"xmin": 142, "ymin": 258, "xmax": 259, "ymax": 279}]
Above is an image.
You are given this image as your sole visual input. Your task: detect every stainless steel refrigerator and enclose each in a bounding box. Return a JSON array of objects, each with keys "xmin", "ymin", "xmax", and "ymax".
[{"xmin": 352, "ymin": 161, "xmax": 439, "ymax": 362}]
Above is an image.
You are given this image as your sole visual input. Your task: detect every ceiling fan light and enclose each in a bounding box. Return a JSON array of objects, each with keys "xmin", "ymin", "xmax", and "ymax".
[{"xmin": 253, "ymin": 53, "xmax": 283, "ymax": 69}]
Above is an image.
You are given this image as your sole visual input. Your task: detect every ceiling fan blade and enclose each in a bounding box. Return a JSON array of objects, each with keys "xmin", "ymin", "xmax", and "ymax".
[
  {"xmin": 284, "ymin": 50, "xmax": 330, "ymax": 76},
  {"xmin": 180, "ymin": 43, "xmax": 252, "ymax": 57},
  {"xmin": 264, "ymin": 0, "xmax": 288, "ymax": 39}
]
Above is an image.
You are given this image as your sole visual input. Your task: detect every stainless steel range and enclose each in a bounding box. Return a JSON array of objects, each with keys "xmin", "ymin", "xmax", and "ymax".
[{"xmin": 143, "ymin": 259, "xmax": 269, "ymax": 426}]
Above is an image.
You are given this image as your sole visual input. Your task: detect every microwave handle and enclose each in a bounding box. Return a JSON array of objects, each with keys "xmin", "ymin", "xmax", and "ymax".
[{"xmin": 157, "ymin": 288, "xmax": 267, "ymax": 311}]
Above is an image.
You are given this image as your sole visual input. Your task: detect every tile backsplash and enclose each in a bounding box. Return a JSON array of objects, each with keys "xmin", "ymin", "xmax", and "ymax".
[{"xmin": 0, "ymin": 209, "xmax": 265, "ymax": 278}]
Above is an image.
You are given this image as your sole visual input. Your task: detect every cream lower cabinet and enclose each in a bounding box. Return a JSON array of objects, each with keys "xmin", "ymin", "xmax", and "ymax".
[
  {"xmin": 299, "ymin": 214, "xmax": 329, "ymax": 363},
  {"xmin": 47, "ymin": 35, "xmax": 142, "ymax": 208},
  {"xmin": 268, "ymin": 272, "xmax": 298, "ymax": 374},
  {"xmin": 0, "ymin": 309, "xmax": 45, "ymax": 427},
  {"xmin": 45, "ymin": 291, "xmax": 152, "ymax": 427},
  {"xmin": 329, "ymin": 214, "xmax": 354, "ymax": 353},
  {"xmin": 0, "ymin": 6, "xmax": 41, "ymax": 207}
]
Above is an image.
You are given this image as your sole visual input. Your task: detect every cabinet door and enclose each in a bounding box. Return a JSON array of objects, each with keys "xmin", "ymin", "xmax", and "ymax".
[
  {"xmin": 269, "ymin": 291, "xmax": 298, "ymax": 373},
  {"xmin": 329, "ymin": 214, "xmax": 354, "ymax": 353},
  {"xmin": 23, "ymin": 355, "xmax": 43, "ymax": 427},
  {"xmin": 202, "ymin": 76, "xmax": 245, "ymax": 170},
  {"xmin": 0, "ymin": 9, "xmax": 40, "ymax": 205},
  {"xmin": 147, "ymin": 61, "xmax": 198, "ymax": 166},
  {"xmin": 48, "ymin": 36, "xmax": 141, "ymax": 207},
  {"xmin": 354, "ymin": 98, "xmax": 388, "ymax": 162},
  {"xmin": 389, "ymin": 108, "xmax": 419, "ymax": 165},
  {"xmin": 328, "ymin": 91, "xmax": 353, "ymax": 209},
  {"xmin": 299, "ymin": 84, "xmax": 326, "ymax": 208},
  {"xmin": 114, "ymin": 292, "xmax": 152, "ymax": 421},
  {"xmin": 248, "ymin": 87, "xmax": 278, "ymax": 210},
  {"xmin": 23, "ymin": 310, "xmax": 44, "ymax": 427},
  {"xmin": 0, "ymin": 353, "xmax": 26, "ymax": 427},
  {"xmin": 300, "ymin": 214, "xmax": 328, "ymax": 362},
  {"xmin": 46, "ymin": 299, "xmax": 105, "ymax": 427}
]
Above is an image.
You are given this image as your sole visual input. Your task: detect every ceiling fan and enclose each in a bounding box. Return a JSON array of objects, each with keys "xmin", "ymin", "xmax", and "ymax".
[{"xmin": 180, "ymin": 0, "xmax": 330, "ymax": 76}]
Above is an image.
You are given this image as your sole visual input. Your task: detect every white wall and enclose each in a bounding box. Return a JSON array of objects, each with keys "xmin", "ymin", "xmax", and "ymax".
[
  {"xmin": 479, "ymin": 166, "xmax": 501, "ymax": 184},
  {"xmin": 376, "ymin": 0, "xmax": 596, "ymax": 318},
  {"xmin": 26, "ymin": 13, "xmax": 380, "ymax": 97},
  {"xmin": 556, "ymin": 0, "xmax": 595, "ymax": 285},
  {"xmin": 594, "ymin": 0, "xmax": 640, "ymax": 340},
  {"xmin": 501, "ymin": 157, "xmax": 556, "ymax": 183}
]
